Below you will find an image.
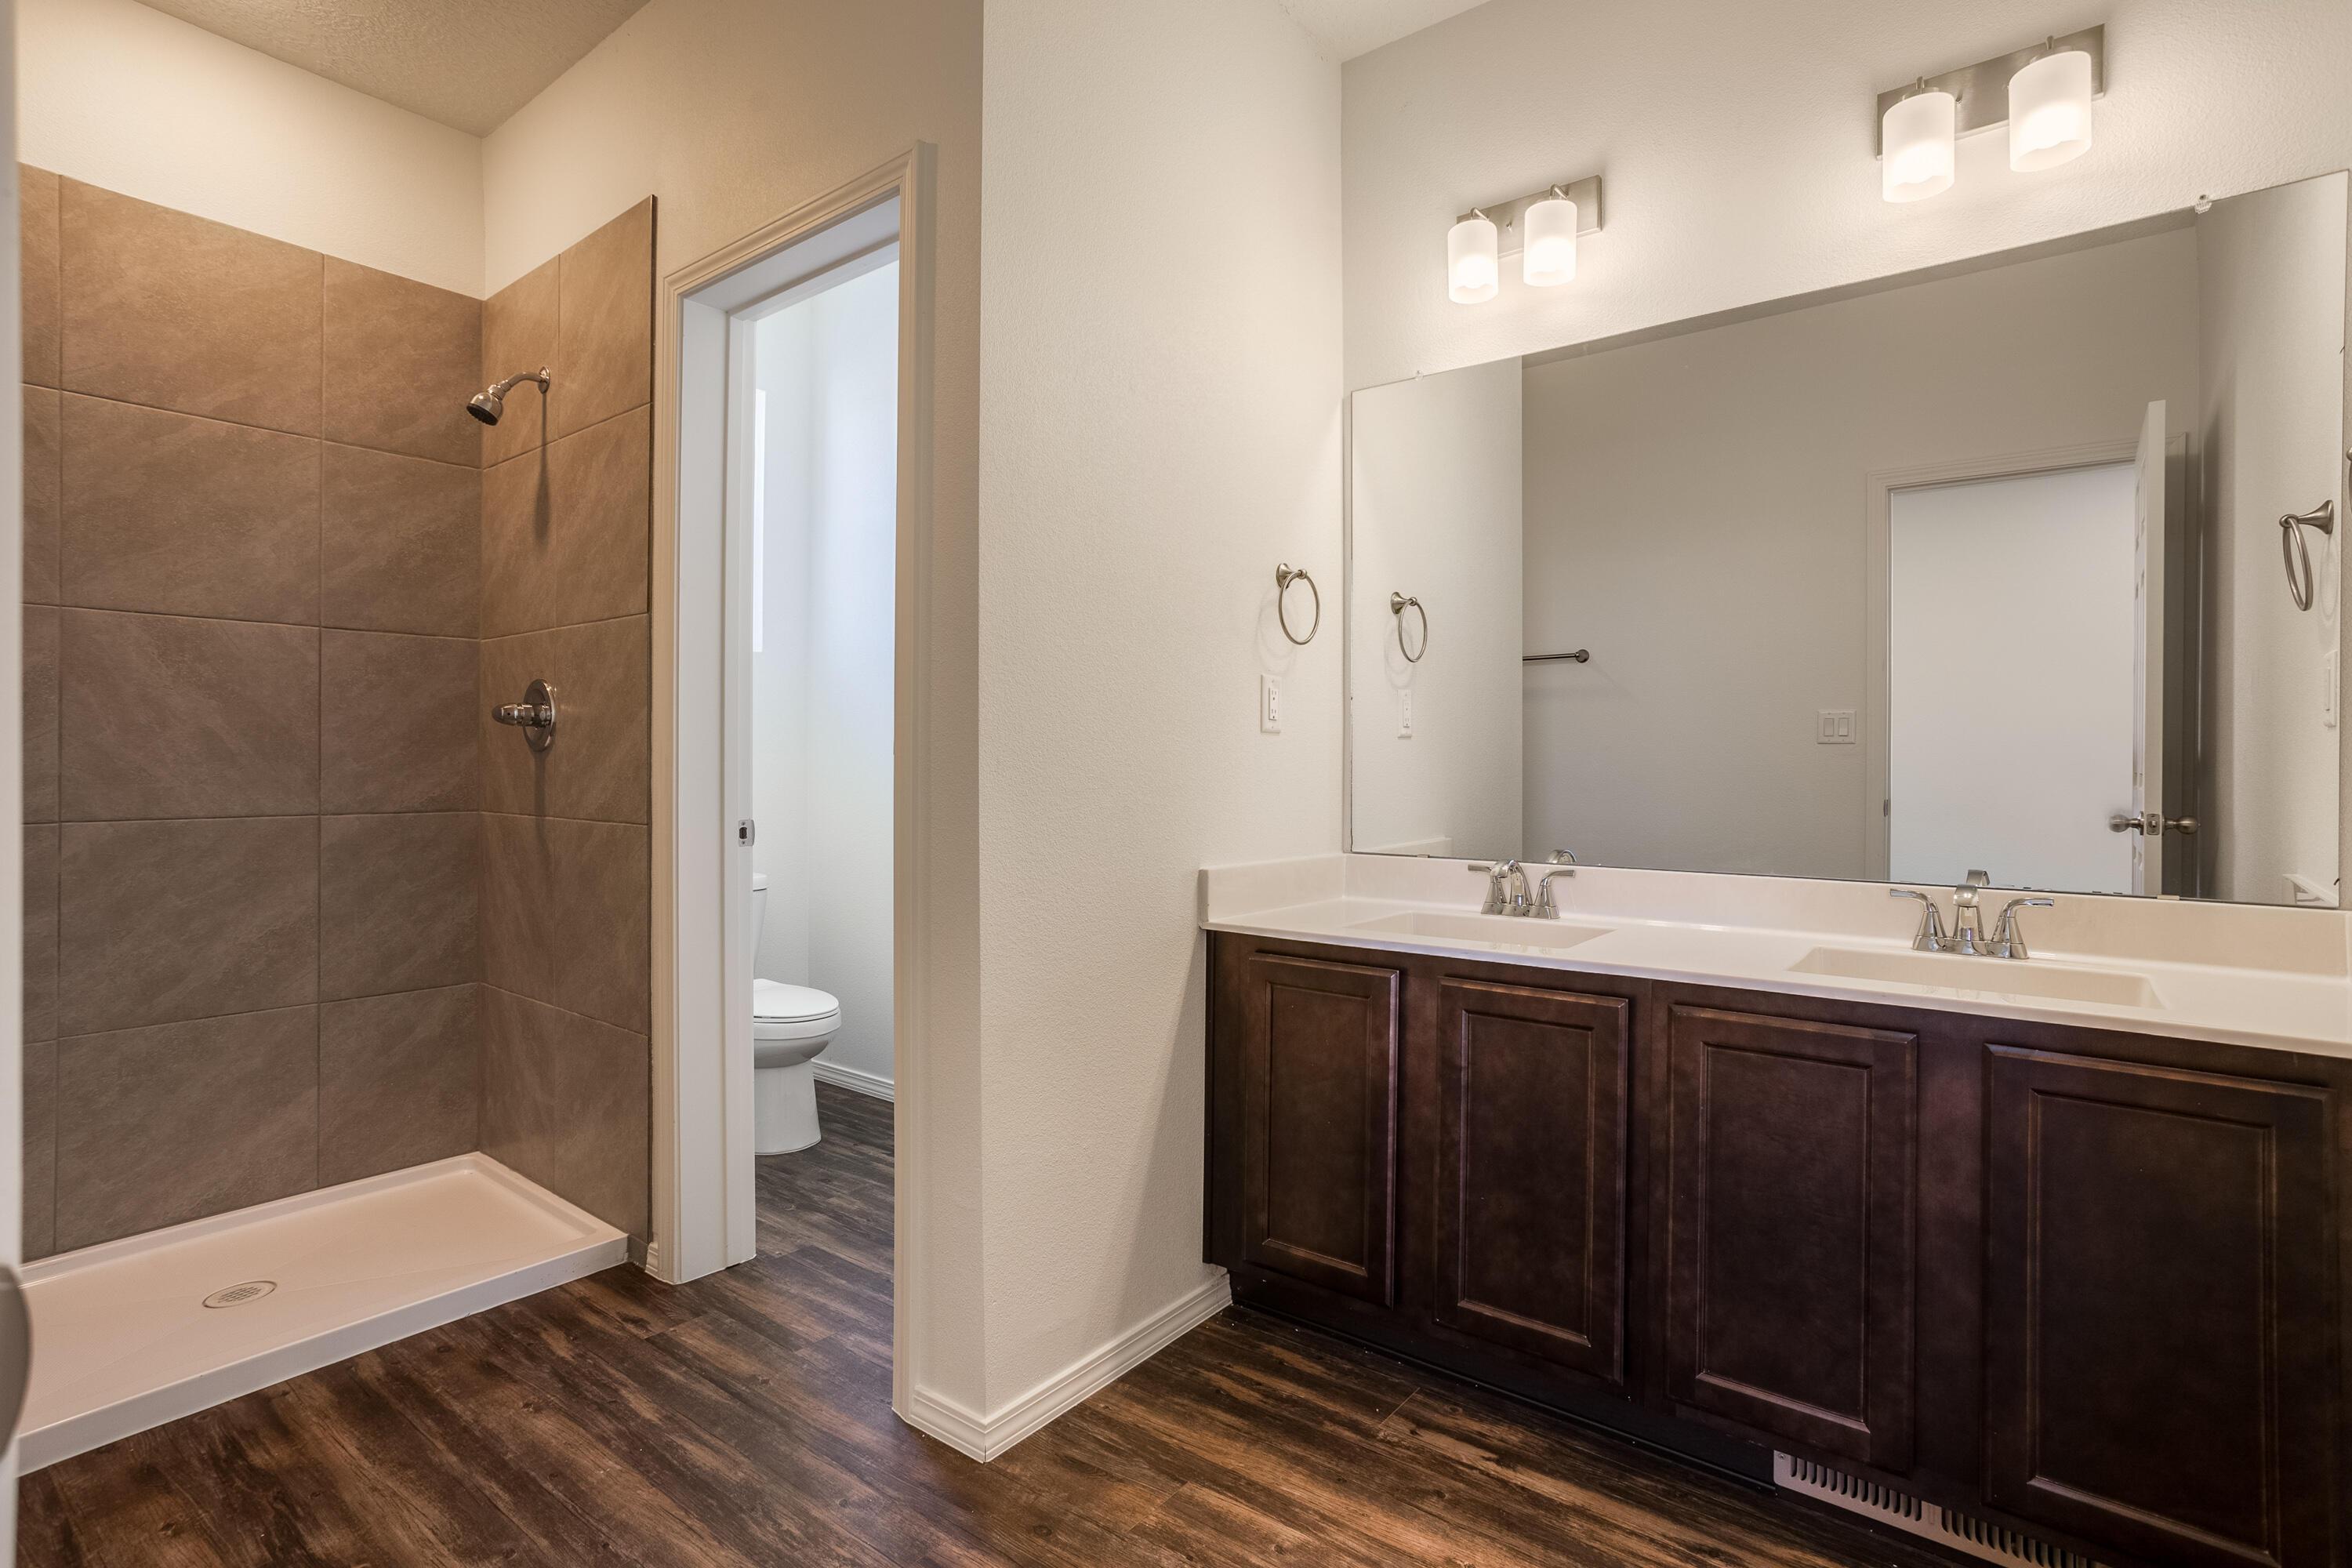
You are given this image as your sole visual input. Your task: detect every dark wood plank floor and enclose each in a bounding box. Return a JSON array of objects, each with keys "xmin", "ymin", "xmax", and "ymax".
[{"xmin": 20, "ymin": 1086, "xmax": 1947, "ymax": 1567}]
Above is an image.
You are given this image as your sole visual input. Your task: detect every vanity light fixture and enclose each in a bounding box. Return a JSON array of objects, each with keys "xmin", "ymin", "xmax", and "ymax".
[
  {"xmin": 1522, "ymin": 188, "xmax": 1577, "ymax": 286},
  {"xmin": 1882, "ymin": 83, "xmax": 1957, "ymax": 204},
  {"xmin": 1446, "ymin": 176, "xmax": 1603, "ymax": 304},
  {"xmin": 1447, "ymin": 212, "xmax": 1500, "ymax": 303},
  {"xmin": 1875, "ymin": 25, "xmax": 2104, "ymax": 202},
  {"xmin": 2009, "ymin": 38, "xmax": 2096, "ymax": 171}
]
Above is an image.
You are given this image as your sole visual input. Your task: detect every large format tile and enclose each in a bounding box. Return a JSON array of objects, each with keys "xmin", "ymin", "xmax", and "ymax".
[
  {"xmin": 59, "ymin": 817, "xmax": 318, "ymax": 1036},
  {"xmin": 24, "ymin": 385, "xmax": 58, "ymax": 603},
  {"xmin": 24, "ymin": 825, "xmax": 56, "ymax": 1044},
  {"xmin": 320, "ymin": 985, "xmax": 479, "ymax": 1185},
  {"xmin": 54, "ymin": 1005, "xmax": 318, "ymax": 1250},
  {"xmin": 60, "ymin": 395, "xmax": 320, "ymax": 623},
  {"xmin": 552, "ymin": 199, "xmax": 653, "ymax": 439},
  {"xmin": 60, "ymin": 180, "xmax": 323, "ymax": 435},
  {"xmin": 319, "ymin": 813, "xmax": 477, "ymax": 1000},
  {"xmin": 321, "ymin": 445, "xmax": 480, "ymax": 637},
  {"xmin": 59, "ymin": 611, "xmax": 318, "ymax": 820},
  {"xmin": 481, "ymin": 405, "xmax": 649, "ymax": 636},
  {"xmin": 23, "ymin": 1039, "xmax": 55, "ymax": 1259},
  {"xmin": 479, "ymin": 985, "xmax": 647, "ymax": 1237},
  {"xmin": 480, "ymin": 812, "xmax": 649, "ymax": 1033},
  {"xmin": 480, "ymin": 615, "xmax": 648, "ymax": 822},
  {"xmin": 481, "ymin": 257, "xmax": 557, "ymax": 467},
  {"xmin": 21, "ymin": 165, "xmax": 59, "ymax": 388},
  {"xmin": 320, "ymin": 630, "xmax": 477, "ymax": 813},
  {"xmin": 24, "ymin": 604, "xmax": 56, "ymax": 822},
  {"xmin": 323, "ymin": 258, "xmax": 483, "ymax": 468}
]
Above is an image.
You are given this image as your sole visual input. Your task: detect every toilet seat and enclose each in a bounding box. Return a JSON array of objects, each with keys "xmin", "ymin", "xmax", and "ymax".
[{"xmin": 753, "ymin": 980, "xmax": 840, "ymax": 1041}]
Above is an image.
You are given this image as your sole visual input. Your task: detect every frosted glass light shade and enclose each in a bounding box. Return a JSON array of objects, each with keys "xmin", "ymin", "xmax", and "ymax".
[
  {"xmin": 1882, "ymin": 89, "xmax": 1956, "ymax": 203},
  {"xmin": 1522, "ymin": 196, "xmax": 1578, "ymax": 286},
  {"xmin": 2009, "ymin": 49, "xmax": 2094, "ymax": 171},
  {"xmin": 1447, "ymin": 214, "xmax": 1499, "ymax": 303}
]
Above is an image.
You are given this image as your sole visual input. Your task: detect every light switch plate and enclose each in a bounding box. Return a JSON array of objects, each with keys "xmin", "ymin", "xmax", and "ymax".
[
  {"xmin": 1398, "ymin": 688, "xmax": 1414, "ymax": 739},
  {"xmin": 1817, "ymin": 709, "xmax": 1857, "ymax": 745},
  {"xmin": 1260, "ymin": 673, "xmax": 1282, "ymax": 734}
]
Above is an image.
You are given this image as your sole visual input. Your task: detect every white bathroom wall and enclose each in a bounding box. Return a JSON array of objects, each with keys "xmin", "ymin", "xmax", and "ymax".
[
  {"xmin": 977, "ymin": 0, "xmax": 1342, "ymax": 1419},
  {"xmin": 1515, "ymin": 229, "xmax": 2198, "ymax": 880},
  {"xmin": 1348, "ymin": 359, "xmax": 1521, "ymax": 858},
  {"xmin": 17, "ymin": 0, "xmax": 483, "ymax": 294},
  {"xmin": 2197, "ymin": 173, "xmax": 2349, "ymax": 906},
  {"xmin": 1342, "ymin": 0, "xmax": 2352, "ymax": 390},
  {"xmin": 752, "ymin": 261, "xmax": 899, "ymax": 1092}
]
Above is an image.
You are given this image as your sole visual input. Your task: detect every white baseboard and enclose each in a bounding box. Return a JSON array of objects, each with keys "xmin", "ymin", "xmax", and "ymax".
[
  {"xmin": 813, "ymin": 1059, "xmax": 895, "ymax": 1102},
  {"xmin": 898, "ymin": 1272, "xmax": 1231, "ymax": 1462}
]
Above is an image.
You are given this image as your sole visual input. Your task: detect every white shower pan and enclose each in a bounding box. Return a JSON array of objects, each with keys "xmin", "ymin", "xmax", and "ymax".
[{"xmin": 17, "ymin": 1154, "xmax": 627, "ymax": 1470}]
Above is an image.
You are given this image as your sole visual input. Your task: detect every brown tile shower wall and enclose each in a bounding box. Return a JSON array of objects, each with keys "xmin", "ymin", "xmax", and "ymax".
[
  {"xmin": 475, "ymin": 201, "xmax": 656, "ymax": 1242},
  {"xmin": 17, "ymin": 168, "xmax": 485, "ymax": 1257}
]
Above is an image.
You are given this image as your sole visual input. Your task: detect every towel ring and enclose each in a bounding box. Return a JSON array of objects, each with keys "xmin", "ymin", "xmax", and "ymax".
[
  {"xmin": 2280, "ymin": 500, "xmax": 2335, "ymax": 612},
  {"xmin": 1274, "ymin": 564, "xmax": 1320, "ymax": 645},
  {"xmin": 1389, "ymin": 593, "xmax": 1428, "ymax": 662}
]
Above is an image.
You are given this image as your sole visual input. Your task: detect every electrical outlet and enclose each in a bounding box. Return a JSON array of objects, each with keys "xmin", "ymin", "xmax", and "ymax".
[
  {"xmin": 1817, "ymin": 709, "xmax": 1857, "ymax": 745},
  {"xmin": 1398, "ymin": 688, "xmax": 1414, "ymax": 739},
  {"xmin": 1260, "ymin": 673, "xmax": 1282, "ymax": 734}
]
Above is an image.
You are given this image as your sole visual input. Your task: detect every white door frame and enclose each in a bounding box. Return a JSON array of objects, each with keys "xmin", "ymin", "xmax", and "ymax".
[
  {"xmin": 1862, "ymin": 439, "xmax": 2138, "ymax": 879},
  {"xmin": 649, "ymin": 147, "xmax": 937, "ymax": 1415}
]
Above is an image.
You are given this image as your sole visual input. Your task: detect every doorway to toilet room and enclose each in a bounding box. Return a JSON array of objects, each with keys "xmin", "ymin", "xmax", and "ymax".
[
  {"xmin": 666, "ymin": 166, "xmax": 921, "ymax": 1306},
  {"xmin": 746, "ymin": 253, "xmax": 900, "ymax": 1146}
]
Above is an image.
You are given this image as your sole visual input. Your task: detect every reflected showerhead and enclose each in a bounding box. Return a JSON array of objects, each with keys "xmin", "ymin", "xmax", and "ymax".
[{"xmin": 469, "ymin": 367, "xmax": 551, "ymax": 426}]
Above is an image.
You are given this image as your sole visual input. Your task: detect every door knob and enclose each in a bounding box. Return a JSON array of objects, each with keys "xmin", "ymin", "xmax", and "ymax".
[{"xmin": 2108, "ymin": 811, "xmax": 2198, "ymax": 835}]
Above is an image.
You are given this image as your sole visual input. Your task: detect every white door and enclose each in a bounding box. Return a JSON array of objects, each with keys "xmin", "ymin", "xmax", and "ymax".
[
  {"xmin": 2129, "ymin": 400, "xmax": 2169, "ymax": 894},
  {"xmin": 1889, "ymin": 463, "xmax": 2140, "ymax": 891}
]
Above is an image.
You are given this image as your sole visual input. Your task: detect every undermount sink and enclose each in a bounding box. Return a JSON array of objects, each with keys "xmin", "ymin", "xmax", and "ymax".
[
  {"xmin": 1789, "ymin": 945, "xmax": 2163, "ymax": 1011},
  {"xmin": 1349, "ymin": 910, "xmax": 1611, "ymax": 953}
]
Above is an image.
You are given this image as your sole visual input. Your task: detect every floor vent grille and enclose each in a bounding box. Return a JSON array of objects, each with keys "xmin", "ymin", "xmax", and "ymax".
[{"xmin": 1774, "ymin": 1454, "xmax": 2100, "ymax": 1568}]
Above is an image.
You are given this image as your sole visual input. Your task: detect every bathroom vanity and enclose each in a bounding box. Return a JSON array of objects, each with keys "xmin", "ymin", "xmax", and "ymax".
[{"xmin": 1201, "ymin": 861, "xmax": 2352, "ymax": 1568}]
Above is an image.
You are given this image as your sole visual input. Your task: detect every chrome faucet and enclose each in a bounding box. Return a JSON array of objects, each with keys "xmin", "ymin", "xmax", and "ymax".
[
  {"xmin": 1534, "ymin": 864, "xmax": 1574, "ymax": 919},
  {"xmin": 1470, "ymin": 860, "xmax": 1532, "ymax": 916},
  {"xmin": 1949, "ymin": 869, "xmax": 1991, "ymax": 954},
  {"xmin": 1890, "ymin": 873, "xmax": 2055, "ymax": 959}
]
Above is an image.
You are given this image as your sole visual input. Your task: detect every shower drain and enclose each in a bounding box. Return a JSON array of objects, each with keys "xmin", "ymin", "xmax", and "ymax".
[{"xmin": 201, "ymin": 1280, "xmax": 278, "ymax": 1309}]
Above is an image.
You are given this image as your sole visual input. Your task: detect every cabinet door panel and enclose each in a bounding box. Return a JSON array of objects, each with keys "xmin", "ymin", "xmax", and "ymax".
[
  {"xmin": 1239, "ymin": 953, "xmax": 1402, "ymax": 1305},
  {"xmin": 1985, "ymin": 1046, "xmax": 2337, "ymax": 1568},
  {"xmin": 1433, "ymin": 979, "xmax": 1628, "ymax": 1383},
  {"xmin": 1665, "ymin": 1006, "xmax": 1918, "ymax": 1470}
]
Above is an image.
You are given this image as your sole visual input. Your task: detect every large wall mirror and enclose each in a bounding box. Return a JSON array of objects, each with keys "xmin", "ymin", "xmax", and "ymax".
[{"xmin": 1348, "ymin": 170, "xmax": 2350, "ymax": 908}]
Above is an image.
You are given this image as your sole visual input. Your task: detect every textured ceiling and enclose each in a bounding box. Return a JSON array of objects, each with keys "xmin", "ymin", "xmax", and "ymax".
[
  {"xmin": 137, "ymin": 0, "xmax": 655, "ymax": 136},
  {"xmin": 1276, "ymin": 0, "xmax": 1493, "ymax": 61}
]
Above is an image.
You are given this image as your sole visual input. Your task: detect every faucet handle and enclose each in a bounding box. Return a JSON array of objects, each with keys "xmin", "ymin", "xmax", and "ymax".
[
  {"xmin": 1534, "ymin": 866, "xmax": 1574, "ymax": 919},
  {"xmin": 1891, "ymin": 887, "xmax": 1948, "ymax": 951},
  {"xmin": 1988, "ymin": 896, "xmax": 2056, "ymax": 960}
]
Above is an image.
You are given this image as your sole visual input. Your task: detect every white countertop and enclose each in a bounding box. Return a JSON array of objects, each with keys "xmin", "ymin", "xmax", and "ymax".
[{"xmin": 1201, "ymin": 855, "xmax": 2352, "ymax": 1062}]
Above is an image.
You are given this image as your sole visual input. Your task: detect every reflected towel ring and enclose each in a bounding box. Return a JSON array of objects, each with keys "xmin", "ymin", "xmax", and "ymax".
[
  {"xmin": 1275, "ymin": 564, "xmax": 1320, "ymax": 645},
  {"xmin": 2280, "ymin": 500, "xmax": 2335, "ymax": 612},
  {"xmin": 1389, "ymin": 593, "xmax": 1428, "ymax": 662}
]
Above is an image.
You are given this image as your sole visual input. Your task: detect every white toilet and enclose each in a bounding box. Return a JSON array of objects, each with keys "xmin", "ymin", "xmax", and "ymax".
[{"xmin": 750, "ymin": 874, "xmax": 842, "ymax": 1155}]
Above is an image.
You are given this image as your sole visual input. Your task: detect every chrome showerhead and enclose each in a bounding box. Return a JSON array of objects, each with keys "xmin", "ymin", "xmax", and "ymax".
[{"xmin": 468, "ymin": 367, "xmax": 550, "ymax": 426}]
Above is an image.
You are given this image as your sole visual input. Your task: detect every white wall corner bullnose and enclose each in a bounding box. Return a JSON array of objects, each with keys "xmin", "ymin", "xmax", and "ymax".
[{"xmin": 898, "ymin": 1272, "xmax": 1232, "ymax": 1462}]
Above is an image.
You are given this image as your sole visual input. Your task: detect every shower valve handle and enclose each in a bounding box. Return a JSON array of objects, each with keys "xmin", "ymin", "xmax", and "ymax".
[{"xmin": 492, "ymin": 679, "xmax": 558, "ymax": 752}]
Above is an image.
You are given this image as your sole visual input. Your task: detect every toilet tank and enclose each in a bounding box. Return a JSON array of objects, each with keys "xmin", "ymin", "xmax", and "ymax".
[{"xmin": 752, "ymin": 872, "xmax": 768, "ymax": 951}]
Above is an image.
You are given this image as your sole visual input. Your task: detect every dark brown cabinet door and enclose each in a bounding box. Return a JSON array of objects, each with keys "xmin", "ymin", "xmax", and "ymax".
[
  {"xmin": 1984, "ymin": 1045, "xmax": 2338, "ymax": 1568},
  {"xmin": 1664, "ymin": 1005, "xmax": 1918, "ymax": 1471},
  {"xmin": 1236, "ymin": 953, "xmax": 1403, "ymax": 1305},
  {"xmin": 1432, "ymin": 978, "xmax": 1629, "ymax": 1385}
]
